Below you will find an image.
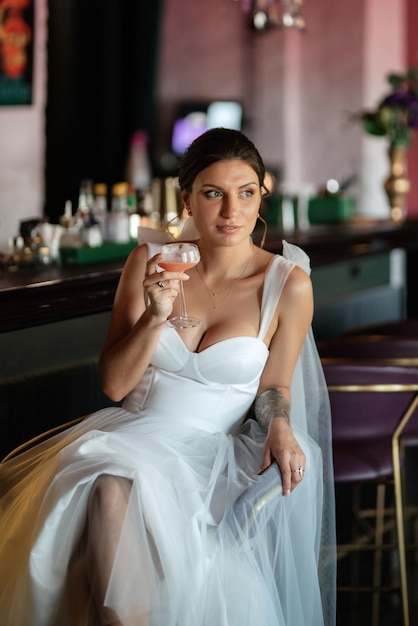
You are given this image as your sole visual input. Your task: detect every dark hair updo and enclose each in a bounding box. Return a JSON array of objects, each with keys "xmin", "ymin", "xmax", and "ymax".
[{"xmin": 178, "ymin": 128, "xmax": 267, "ymax": 193}]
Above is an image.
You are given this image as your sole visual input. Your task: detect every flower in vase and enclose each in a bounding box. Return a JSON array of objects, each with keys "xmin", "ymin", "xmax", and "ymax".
[{"xmin": 358, "ymin": 66, "xmax": 418, "ymax": 148}]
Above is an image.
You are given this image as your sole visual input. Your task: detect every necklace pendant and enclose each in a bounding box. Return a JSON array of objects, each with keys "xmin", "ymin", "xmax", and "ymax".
[{"xmin": 196, "ymin": 247, "xmax": 254, "ymax": 313}]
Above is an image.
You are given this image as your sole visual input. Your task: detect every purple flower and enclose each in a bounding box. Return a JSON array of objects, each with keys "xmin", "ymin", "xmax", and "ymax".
[
  {"xmin": 379, "ymin": 90, "xmax": 418, "ymax": 130},
  {"xmin": 357, "ymin": 66, "xmax": 418, "ymax": 146},
  {"xmin": 380, "ymin": 90, "xmax": 417, "ymax": 109},
  {"xmin": 408, "ymin": 100, "xmax": 418, "ymax": 128}
]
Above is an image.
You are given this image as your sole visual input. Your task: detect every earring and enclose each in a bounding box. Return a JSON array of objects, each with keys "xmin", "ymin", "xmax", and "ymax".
[{"xmin": 257, "ymin": 213, "xmax": 268, "ymax": 249}]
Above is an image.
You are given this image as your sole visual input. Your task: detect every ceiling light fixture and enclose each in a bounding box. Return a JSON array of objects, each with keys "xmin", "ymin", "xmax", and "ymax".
[{"xmin": 232, "ymin": 0, "xmax": 306, "ymax": 32}]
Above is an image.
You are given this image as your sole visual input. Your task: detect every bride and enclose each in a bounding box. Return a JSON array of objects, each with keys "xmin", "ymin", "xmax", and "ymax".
[{"xmin": 0, "ymin": 128, "xmax": 335, "ymax": 625}]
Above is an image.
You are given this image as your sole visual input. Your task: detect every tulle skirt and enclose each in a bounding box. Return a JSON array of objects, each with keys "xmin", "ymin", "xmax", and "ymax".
[{"xmin": 0, "ymin": 406, "xmax": 327, "ymax": 626}]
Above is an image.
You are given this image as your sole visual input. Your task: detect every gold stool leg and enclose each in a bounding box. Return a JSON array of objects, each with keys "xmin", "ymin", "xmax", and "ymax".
[
  {"xmin": 372, "ymin": 483, "xmax": 386, "ymax": 626},
  {"xmin": 393, "ymin": 438, "xmax": 410, "ymax": 626},
  {"xmin": 350, "ymin": 484, "xmax": 361, "ymax": 609}
]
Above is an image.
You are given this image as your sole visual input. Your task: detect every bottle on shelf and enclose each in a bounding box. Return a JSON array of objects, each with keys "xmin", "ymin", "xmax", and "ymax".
[
  {"xmin": 93, "ymin": 182, "xmax": 108, "ymax": 239},
  {"xmin": 74, "ymin": 180, "xmax": 102, "ymax": 247},
  {"xmin": 78, "ymin": 179, "xmax": 94, "ymax": 209},
  {"xmin": 81, "ymin": 214, "xmax": 103, "ymax": 248},
  {"xmin": 107, "ymin": 182, "xmax": 131, "ymax": 244},
  {"xmin": 76, "ymin": 179, "xmax": 94, "ymax": 226},
  {"xmin": 59, "ymin": 200, "xmax": 82, "ymax": 248}
]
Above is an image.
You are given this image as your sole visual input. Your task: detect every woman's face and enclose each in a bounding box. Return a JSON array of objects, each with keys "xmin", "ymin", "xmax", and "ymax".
[{"xmin": 183, "ymin": 159, "xmax": 262, "ymax": 246}]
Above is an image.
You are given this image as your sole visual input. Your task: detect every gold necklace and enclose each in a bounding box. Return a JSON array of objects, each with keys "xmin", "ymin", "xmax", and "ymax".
[{"xmin": 196, "ymin": 249, "xmax": 254, "ymax": 311}]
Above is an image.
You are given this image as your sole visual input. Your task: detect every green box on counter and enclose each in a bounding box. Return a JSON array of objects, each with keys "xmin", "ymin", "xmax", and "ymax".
[
  {"xmin": 308, "ymin": 196, "xmax": 356, "ymax": 224},
  {"xmin": 60, "ymin": 241, "xmax": 138, "ymax": 266}
]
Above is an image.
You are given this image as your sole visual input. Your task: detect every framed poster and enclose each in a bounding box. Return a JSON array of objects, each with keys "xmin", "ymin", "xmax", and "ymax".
[{"xmin": 0, "ymin": 0, "xmax": 34, "ymax": 105}]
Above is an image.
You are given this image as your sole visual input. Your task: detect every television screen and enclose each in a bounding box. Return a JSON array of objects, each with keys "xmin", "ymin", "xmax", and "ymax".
[{"xmin": 171, "ymin": 101, "xmax": 243, "ymax": 155}]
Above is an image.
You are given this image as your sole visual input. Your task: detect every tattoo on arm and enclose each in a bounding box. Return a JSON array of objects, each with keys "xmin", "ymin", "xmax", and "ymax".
[{"xmin": 254, "ymin": 387, "xmax": 290, "ymax": 430}]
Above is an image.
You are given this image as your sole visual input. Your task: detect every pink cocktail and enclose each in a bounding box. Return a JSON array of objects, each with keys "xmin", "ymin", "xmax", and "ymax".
[{"xmin": 159, "ymin": 242, "xmax": 201, "ymax": 329}]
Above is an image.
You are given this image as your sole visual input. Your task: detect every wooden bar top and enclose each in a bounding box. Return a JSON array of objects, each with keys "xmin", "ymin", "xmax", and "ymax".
[{"xmin": 1, "ymin": 219, "xmax": 418, "ymax": 333}]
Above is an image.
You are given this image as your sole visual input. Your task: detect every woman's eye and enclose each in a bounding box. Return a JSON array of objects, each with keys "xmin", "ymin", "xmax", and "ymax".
[
  {"xmin": 205, "ymin": 190, "xmax": 222, "ymax": 198},
  {"xmin": 240, "ymin": 189, "xmax": 254, "ymax": 198}
]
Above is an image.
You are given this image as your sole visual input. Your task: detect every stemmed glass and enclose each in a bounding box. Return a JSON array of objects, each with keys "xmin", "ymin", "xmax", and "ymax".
[{"xmin": 159, "ymin": 242, "xmax": 201, "ymax": 329}]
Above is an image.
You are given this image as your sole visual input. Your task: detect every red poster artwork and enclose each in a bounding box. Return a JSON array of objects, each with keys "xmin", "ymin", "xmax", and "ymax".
[{"xmin": 0, "ymin": 0, "xmax": 33, "ymax": 105}]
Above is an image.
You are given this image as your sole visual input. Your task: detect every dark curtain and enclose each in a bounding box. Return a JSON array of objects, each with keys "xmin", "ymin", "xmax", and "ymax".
[{"xmin": 45, "ymin": 0, "xmax": 163, "ymax": 221}]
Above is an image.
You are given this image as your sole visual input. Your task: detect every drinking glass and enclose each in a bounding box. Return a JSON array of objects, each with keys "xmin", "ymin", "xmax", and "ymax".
[{"xmin": 159, "ymin": 242, "xmax": 201, "ymax": 328}]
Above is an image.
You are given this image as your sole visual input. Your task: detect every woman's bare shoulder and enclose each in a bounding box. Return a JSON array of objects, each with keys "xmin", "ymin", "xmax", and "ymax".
[
  {"xmin": 120, "ymin": 243, "xmax": 149, "ymax": 277},
  {"xmin": 278, "ymin": 264, "xmax": 313, "ymax": 323},
  {"xmin": 114, "ymin": 244, "xmax": 150, "ymax": 300},
  {"xmin": 127, "ymin": 242, "xmax": 149, "ymax": 265},
  {"xmin": 282, "ymin": 263, "xmax": 312, "ymax": 302},
  {"xmin": 286, "ymin": 262, "xmax": 312, "ymax": 287}
]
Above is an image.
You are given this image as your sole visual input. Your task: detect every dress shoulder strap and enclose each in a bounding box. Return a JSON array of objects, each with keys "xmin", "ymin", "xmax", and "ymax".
[
  {"xmin": 257, "ymin": 240, "xmax": 312, "ymax": 341},
  {"xmin": 145, "ymin": 242, "xmax": 162, "ymax": 259},
  {"xmin": 257, "ymin": 254, "xmax": 294, "ymax": 341}
]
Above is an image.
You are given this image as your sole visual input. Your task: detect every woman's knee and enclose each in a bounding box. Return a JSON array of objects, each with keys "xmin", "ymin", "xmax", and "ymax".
[{"xmin": 88, "ymin": 474, "xmax": 132, "ymax": 519}]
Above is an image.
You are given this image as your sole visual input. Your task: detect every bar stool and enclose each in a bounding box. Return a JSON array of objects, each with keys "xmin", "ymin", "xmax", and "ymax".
[
  {"xmin": 323, "ymin": 363, "xmax": 418, "ymax": 626},
  {"xmin": 319, "ymin": 336, "xmax": 418, "ymax": 515}
]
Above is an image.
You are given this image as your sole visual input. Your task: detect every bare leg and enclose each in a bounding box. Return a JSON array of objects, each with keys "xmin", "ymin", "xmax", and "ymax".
[
  {"xmin": 66, "ymin": 543, "xmax": 98, "ymax": 626},
  {"xmin": 86, "ymin": 474, "xmax": 132, "ymax": 624},
  {"xmin": 67, "ymin": 474, "xmax": 150, "ymax": 626}
]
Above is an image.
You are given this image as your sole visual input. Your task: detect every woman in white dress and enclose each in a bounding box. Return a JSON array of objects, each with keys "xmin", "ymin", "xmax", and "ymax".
[{"xmin": 0, "ymin": 128, "xmax": 335, "ymax": 626}]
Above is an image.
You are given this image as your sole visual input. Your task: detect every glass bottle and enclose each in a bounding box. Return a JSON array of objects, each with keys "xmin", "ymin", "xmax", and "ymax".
[
  {"xmin": 93, "ymin": 183, "xmax": 108, "ymax": 239},
  {"xmin": 107, "ymin": 182, "xmax": 131, "ymax": 243}
]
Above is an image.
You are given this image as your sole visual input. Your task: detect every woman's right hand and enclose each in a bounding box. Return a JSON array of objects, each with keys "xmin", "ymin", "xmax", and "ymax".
[
  {"xmin": 99, "ymin": 247, "xmax": 190, "ymax": 401},
  {"xmin": 143, "ymin": 253, "xmax": 189, "ymax": 322}
]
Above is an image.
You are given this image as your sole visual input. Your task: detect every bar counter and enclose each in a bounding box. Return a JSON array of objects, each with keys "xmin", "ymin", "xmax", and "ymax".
[{"xmin": 1, "ymin": 218, "xmax": 418, "ymax": 333}]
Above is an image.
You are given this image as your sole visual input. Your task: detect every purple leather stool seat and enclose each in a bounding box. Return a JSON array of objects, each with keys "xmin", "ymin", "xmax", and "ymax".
[{"xmin": 320, "ymin": 339, "xmax": 418, "ymax": 449}]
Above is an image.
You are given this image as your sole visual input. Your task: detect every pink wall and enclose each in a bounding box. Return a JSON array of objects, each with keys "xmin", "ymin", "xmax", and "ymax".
[
  {"xmin": 157, "ymin": 0, "xmax": 406, "ymax": 219},
  {"xmin": 0, "ymin": 0, "xmax": 47, "ymax": 252},
  {"xmin": 407, "ymin": 0, "xmax": 418, "ymax": 215},
  {"xmin": 157, "ymin": 0, "xmax": 364, "ymax": 198}
]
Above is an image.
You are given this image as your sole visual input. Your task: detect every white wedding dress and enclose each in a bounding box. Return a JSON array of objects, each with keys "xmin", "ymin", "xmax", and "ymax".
[{"xmin": 0, "ymin": 241, "xmax": 336, "ymax": 626}]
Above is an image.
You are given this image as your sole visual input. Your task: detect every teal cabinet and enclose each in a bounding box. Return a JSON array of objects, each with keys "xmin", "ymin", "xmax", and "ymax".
[{"xmin": 311, "ymin": 251, "xmax": 406, "ymax": 339}]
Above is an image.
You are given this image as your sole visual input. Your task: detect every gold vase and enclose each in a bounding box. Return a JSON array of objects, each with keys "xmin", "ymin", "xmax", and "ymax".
[{"xmin": 384, "ymin": 145, "xmax": 410, "ymax": 222}]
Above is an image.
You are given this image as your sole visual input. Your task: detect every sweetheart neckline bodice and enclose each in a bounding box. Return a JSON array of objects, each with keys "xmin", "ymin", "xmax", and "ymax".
[
  {"xmin": 166, "ymin": 324, "xmax": 268, "ymax": 356},
  {"xmin": 122, "ymin": 254, "xmax": 297, "ymax": 421}
]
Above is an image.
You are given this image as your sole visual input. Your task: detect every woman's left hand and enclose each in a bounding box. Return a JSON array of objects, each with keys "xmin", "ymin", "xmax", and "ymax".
[{"xmin": 259, "ymin": 418, "xmax": 306, "ymax": 495}]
